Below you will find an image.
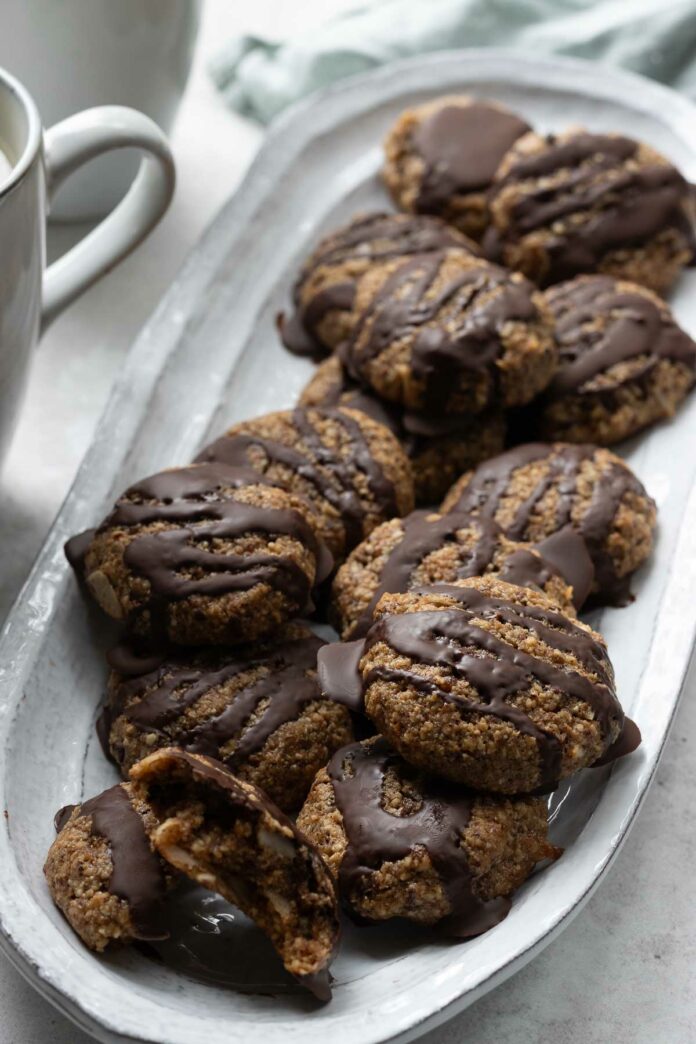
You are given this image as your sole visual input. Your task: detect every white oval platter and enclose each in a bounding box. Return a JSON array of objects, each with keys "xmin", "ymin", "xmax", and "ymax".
[{"xmin": 1, "ymin": 49, "xmax": 696, "ymax": 1044}]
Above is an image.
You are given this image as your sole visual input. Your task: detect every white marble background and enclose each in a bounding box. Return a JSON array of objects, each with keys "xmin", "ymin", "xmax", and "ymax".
[{"xmin": 0, "ymin": 2, "xmax": 694, "ymax": 1041}]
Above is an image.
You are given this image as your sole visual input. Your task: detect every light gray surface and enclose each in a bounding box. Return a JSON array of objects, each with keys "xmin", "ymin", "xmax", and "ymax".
[{"xmin": 0, "ymin": 3, "xmax": 694, "ymax": 1043}]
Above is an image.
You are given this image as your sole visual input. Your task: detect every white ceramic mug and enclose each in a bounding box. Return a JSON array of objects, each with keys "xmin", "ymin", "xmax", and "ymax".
[
  {"xmin": 0, "ymin": 0, "xmax": 200, "ymax": 220},
  {"xmin": 0, "ymin": 65, "xmax": 175, "ymax": 465}
]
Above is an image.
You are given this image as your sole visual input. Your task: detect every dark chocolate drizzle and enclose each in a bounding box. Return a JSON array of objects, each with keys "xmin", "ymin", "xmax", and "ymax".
[
  {"xmin": 317, "ymin": 639, "xmax": 366, "ymax": 715},
  {"xmin": 328, "ymin": 738, "xmax": 510, "ymax": 936},
  {"xmin": 277, "ymin": 288, "xmax": 355, "ymax": 360},
  {"xmin": 545, "ymin": 275, "xmax": 696, "ymax": 396},
  {"xmin": 102, "ymin": 634, "xmax": 326, "ymax": 772},
  {"xmin": 96, "ymin": 462, "xmax": 331, "ymax": 634},
  {"xmin": 414, "ymin": 102, "xmax": 531, "ymax": 209},
  {"xmin": 324, "ymin": 582, "xmax": 623, "ymax": 787},
  {"xmin": 54, "ymin": 805, "xmax": 75, "ymax": 833},
  {"xmin": 54, "ymin": 785, "xmax": 167, "ymax": 940},
  {"xmin": 366, "ymin": 583, "xmax": 621, "ymax": 787},
  {"xmin": 308, "ymin": 357, "xmax": 496, "ymax": 460},
  {"xmin": 276, "ymin": 308, "xmax": 322, "ymax": 359},
  {"xmin": 345, "ymin": 510, "xmax": 576, "ymax": 639},
  {"xmin": 64, "ymin": 528, "xmax": 96, "ymax": 574},
  {"xmin": 196, "ymin": 408, "xmax": 397, "ymax": 551},
  {"xmin": 591, "ymin": 715, "xmax": 641, "ymax": 766},
  {"xmin": 107, "ymin": 641, "xmax": 168, "ymax": 677},
  {"xmin": 279, "ymin": 212, "xmax": 468, "ymax": 358},
  {"xmin": 486, "ymin": 132, "xmax": 695, "ymax": 283},
  {"xmin": 341, "ymin": 252, "xmax": 538, "ymax": 414},
  {"xmin": 445, "ymin": 443, "xmax": 654, "ymax": 604},
  {"xmin": 533, "ymin": 527, "xmax": 595, "ymax": 611}
]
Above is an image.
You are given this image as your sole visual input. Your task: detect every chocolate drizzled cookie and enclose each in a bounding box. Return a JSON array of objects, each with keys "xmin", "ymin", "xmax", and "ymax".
[
  {"xmin": 330, "ymin": 509, "xmax": 593, "ymax": 640},
  {"xmin": 45, "ymin": 783, "xmax": 168, "ymax": 951},
  {"xmin": 73, "ymin": 462, "xmax": 332, "ymax": 645},
  {"xmin": 278, "ymin": 211, "xmax": 477, "ymax": 358},
  {"xmin": 442, "ymin": 442, "xmax": 656, "ymax": 605},
  {"xmin": 298, "ymin": 737, "xmax": 559, "ymax": 934},
  {"xmin": 299, "ymin": 355, "xmax": 506, "ymax": 505},
  {"xmin": 383, "ymin": 96, "xmax": 531, "ymax": 240},
  {"xmin": 319, "ymin": 577, "xmax": 638, "ymax": 794},
  {"xmin": 130, "ymin": 748, "xmax": 340, "ymax": 1000},
  {"xmin": 538, "ymin": 275, "xmax": 696, "ymax": 444},
  {"xmin": 485, "ymin": 129, "xmax": 696, "ymax": 292},
  {"xmin": 102, "ymin": 626, "xmax": 353, "ymax": 811},
  {"xmin": 196, "ymin": 407, "xmax": 414, "ymax": 563},
  {"xmin": 340, "ymin": 249, "xmax": 556, "ymax": 416}
]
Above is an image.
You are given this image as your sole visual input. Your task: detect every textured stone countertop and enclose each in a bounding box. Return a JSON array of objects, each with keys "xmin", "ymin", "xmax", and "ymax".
[{"xmin": 0, "ymin": 2, "xmax": 694, "ymax": 1041}]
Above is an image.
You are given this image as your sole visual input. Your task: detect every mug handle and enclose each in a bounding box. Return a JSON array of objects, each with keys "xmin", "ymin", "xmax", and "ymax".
[{"xmin": 41, "ymin": 106, "xmax": 176, "ymax": 331}]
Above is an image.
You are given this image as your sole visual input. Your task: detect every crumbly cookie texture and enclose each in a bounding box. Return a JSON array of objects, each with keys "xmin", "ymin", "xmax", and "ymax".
[
  {"xmin": 196, "ymin": 407, "xmax": 414, "ymax": 563},
  {"xmin": 330, "ymin": 510, "xmax": 579, "ymax": 640},
  {"xmin": 129, "ymin": 749, "xmax": 340, "ymax": 1000},
  {"xmin": 80, "ymin": 462, "xmax": 331, "ymax": 646},
  {"xmin": 103, "ymin": 625, "xmax": 353, "ymax": 811},
  {"xmin": 278, "ymin": 211, "xmax": 477, "ymax": 358},
  {"xmin": 357, "ymin": 577, "xmax": 625, "ymax": 794},
  {"xmin": 297, "ymin": 736, "xmax": 558, "ymax": 932},
  {"xmin": 340, "ymin": 248, "xmax": 556, "ymax": 416},
  {"xmin": 538, "ymin": 275, "xmax": 696, "ymax": 444},
  {"xmin": 485, "ymin": 129, "xmax": 695, "ymax": 292},
  {"xmin": 442, "ymin": 442, "xmax": 656, "ymax": 605},
  {"xmin": 44, "ymin": 782, "xmax": 168, "ymax": 952},
  {"xmin": 298, "ymin": 355, "xmax": 506, "ymax": 505},
  {"xmin": 382, "ymin": 96, "xmax": 531, "ymax": 241}
]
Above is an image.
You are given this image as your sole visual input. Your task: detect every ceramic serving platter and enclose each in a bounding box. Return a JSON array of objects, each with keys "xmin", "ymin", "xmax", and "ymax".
[{"xmin": 1, "ymin": 50, "xmax": 696, "ymax": 1044}]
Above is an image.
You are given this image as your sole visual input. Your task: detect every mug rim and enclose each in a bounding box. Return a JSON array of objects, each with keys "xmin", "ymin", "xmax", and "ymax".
[{"xmin": 0, "ymin": 64, "xmax": 42, "ymax": 200}]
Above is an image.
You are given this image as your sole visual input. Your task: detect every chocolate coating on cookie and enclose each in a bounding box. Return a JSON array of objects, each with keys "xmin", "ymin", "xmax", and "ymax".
[
  {"xmin": 64, "ymin": 528, "xmax": 96, "ymax": 575},
  {"xmin": 485, "ymin": 130, "xmax": 695, "ymax": 291},
  {"xmin": 330, "ymin": 510, "xmax": 586, "ymax": 640},
  {"xmin": 383, "ymin": 97, "xmax": 531, "ymax": 240},
  {"xmin": 442, "ymin": 442, "xmax": 656, "ymax": 604},
  {"xmin": 299, "ymin": 355, "xmax": 506, "ymax": 504},
  {"xmin": 45, "ymin": 783, "xmax": 167, "ymax": 950},
  {"xmin": 341, "ymin": 249, "xmax": 556, "ymax": 415},
  {"xmin": 78, "ymin": 463, "xmax": 331, "ymax": 645},
  {"xmin": 279, "ymin": 211, "xmax": 476, "ymax": 357},
  {"xmin": 196, "ymin": 407, "xmax": 414, "ymax": 562},
  {"xmin": 298, "ymin": 737, "xmax": 558, "ymax": 934},
  {"xmin": 130, "ymin": 749, "xmax": 340, "ymax": 1000},
  {"xmin": 101, "ymin": 627, "xmax": 353, "ymax": 810},
  {"xmin": 352, "ymin": 577, "xmax": 631, "ymax": 793},
  {"xmin": 539, "ymin": 275, "xmax": 696, "ymax": 444}
]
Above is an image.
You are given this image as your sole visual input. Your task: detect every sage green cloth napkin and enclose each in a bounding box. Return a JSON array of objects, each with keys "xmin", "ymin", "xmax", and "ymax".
[{"xmin": 210, "ymin": 0, "xmax": 696, "ymax": 124}]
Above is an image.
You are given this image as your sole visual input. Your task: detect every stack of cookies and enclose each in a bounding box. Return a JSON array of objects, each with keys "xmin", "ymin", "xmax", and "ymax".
[
  {"xmin": 46, "ymin": 92, "xmax": 695, "ymax": 1003},
  {"xmin": 286, "ymin": 96, "xmax": 696, "ymax": 503}
]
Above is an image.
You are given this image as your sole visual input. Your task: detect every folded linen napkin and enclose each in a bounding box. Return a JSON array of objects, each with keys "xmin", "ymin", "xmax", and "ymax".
[{"xmin": 210, "ymin": 0, "xmax": 696, "ymax": 124}]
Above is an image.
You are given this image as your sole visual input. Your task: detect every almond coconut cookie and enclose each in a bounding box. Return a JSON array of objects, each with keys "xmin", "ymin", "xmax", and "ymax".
[
  {"xmin": 70, "ymin": 462, "xmax": 332, "ymax": 646},
  {"xmin": 441, "ymin": 442, "xmax": 657, "ymax": 605},
  {"xmin": 297, "ymin": 737, "xmax": 559, "ymax": 934},
  {"xmin": 298, "ymin": 355, "xmax": 506, "ymax": 505},
  {"xmin": 278, "ymin": 211, "xmax": 477, "ymax": 358},
  {"xmin": 130, "ymin": 749, "xmax": 340, "ymax": 1000},
  {"xmin": 340, "ymin": 249, "xmax": 556, "ymax": 416},
  {"xmin": 485, "ymin": 129, "xmax": 696, "ymax": 292},
  {"xmin": 538, "ymin": 275, "xmax": 696, "ymax": 444},
  {"xmin": 101, "ymin": 626, "xmax": 353, "ymax": 811},
  {"xmin": 196, "ymin": 407, "xmax": 414, "ymax": 563},
  {"xmin": 44, "ymin": 783, "xmax": 168, "ymax": 951},
  {"xmin": 326, "ymin": 577, "xmax": 638, "ymax": 794},
  {"xmin": 382, "ymin": 96, "xmax": 531, "ymax": 241},
  {"xmin": 330, "ymin": 510, "xmax": 593, "ymax": 639}
]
